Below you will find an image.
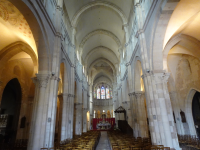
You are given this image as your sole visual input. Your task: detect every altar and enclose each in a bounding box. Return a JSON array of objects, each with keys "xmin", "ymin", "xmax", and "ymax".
[{"xmin": 92, "ymin": 118, "xmax": 115, "ymax": 130}]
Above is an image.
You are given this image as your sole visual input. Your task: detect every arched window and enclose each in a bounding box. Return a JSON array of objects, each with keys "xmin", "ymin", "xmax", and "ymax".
[
  {"xmin": 97, "ymin": 88, "xmax": 100, "ymax": 99},
  {"xmin": 106, "ymin": 87, "xmax": 110, "ymax": 99},
  {"xmin": 94, "ymin": 84, "xmax": 113, "ymax": 99},
  {"xmin": 101, "ymin": 86, "xmax": 105, "ymax": 99}
]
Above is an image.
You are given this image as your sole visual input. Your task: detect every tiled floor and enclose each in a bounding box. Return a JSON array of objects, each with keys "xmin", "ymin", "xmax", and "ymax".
[{"xmin": 96, "ymin": 131, "xmax": 111, "ymax": 150}]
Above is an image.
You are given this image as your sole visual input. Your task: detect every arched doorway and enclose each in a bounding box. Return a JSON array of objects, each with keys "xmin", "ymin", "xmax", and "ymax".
[
  {"xmin": 192, "ymin": 91, "xmax": 200, "ymax": 138},
  {"xmin": 0, "ymin": 78, "xmax": 21, "ymax": 144}
]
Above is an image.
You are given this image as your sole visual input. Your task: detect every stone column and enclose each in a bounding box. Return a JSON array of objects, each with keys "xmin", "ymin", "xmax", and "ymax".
[
  {"xmin": 83, "ymin": 108, "xmax": 87, "ymax": 133},
  {"xmin": 28, "ymin": 74, "xmax": 50, "ymax": 150},
  {"xmin": 142, "ymin": 72, "xmax": 180, "ymax": 149},
  {"xmin": 87, "ymin": 94, "xmax": 91, "ymax": 131},
  {"xmin": 134, "ymin": 91, "xmax": 148, "ymax": 138},
  {"xmin": 75, "ymin": 103, "xmax": 83, "ymax": 135},
  {"xmin": 129, "ymin": 92, "xmax": 138, "ymax": 137},
  {"xmin": 58, "ymin": 94, "xmax": 63, "ymax": 142},
  {"xmin": 44, "ymin": 76, "xmax": 60, "ymax": 148},
  {"xmin": 60, "ymin": 93, "xmax": 68, "ymax": 141},
  {"xmin": 82, "ymin": 89, "xmax": 87, "ymax": 133},
  {"xmin": 113, "ymin": 92, "xmax": 119, "ymax": 127},
  {"xmin": 74, "ymin": 79, "xmax": 83, "ymax": 135},
  {"xmin": 69, "ymin": 66, "xmax": 75, "ymax": 139},
  {"xmin": 128, "ymin": 93, "xmax": 134, "ymax": 136},
  {"xmin": 67, "ymin": 94, "xmax": 75, "ymax": 139}
]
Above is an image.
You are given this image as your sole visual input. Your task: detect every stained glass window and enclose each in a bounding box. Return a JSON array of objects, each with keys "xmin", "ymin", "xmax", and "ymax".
[
  {"xmin": 106, "ymin": 88, "xmax": 110, "ymax": 99},
  {"xmin": 110, "ymin": 89, "xmax": 112, "ymax": 98},
  {"xmin": 101, "ymin": 86, "xmax": 105, "ymax": 99},
  {"xmin": 97, "ymin": 88, "xmax": 100, "ymax": 99}
]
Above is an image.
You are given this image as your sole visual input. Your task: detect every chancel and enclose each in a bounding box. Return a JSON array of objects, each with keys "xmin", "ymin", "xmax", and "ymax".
[{"xmin": 0, "ymin": 0, "xmax": 200, "ymax": 150}]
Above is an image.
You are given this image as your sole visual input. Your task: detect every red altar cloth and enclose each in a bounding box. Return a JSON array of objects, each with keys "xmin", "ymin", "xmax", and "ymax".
[{"xmin": 92, "ymin": 118, "xmax": 115, "ymax": 130}]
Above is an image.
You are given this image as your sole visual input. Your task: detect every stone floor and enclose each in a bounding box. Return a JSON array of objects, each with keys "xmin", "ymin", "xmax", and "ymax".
[{"xmin": 96, "ymin": 131, "xmax": 111, "ymax": 150}]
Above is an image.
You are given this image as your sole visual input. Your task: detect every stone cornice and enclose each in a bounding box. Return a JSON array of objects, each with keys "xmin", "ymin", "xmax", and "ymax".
[
  {"xmin": 117, "ymin": 84, "xmax": 122, "ymax": 90},
  {"xmin": 127, "ymin": 1, "xmax": 135, "ymax": 27},
  {"xmin": 61, "ymin": 44, "xmax": 75, "ymax": 68},
  {"xmin": 120, "ymin": 69, "xmax": 128, "ymax": 81},
  {"xmin": 126, "ymin": 42, "xmax": 139, "ymax": 67},
  {"xmin": 61, "ymin": 20, "xmax": 74, "ymax": 47},
  {"xmin": 75, "ymin": 70, "xmax": 81, "ymax": 82},
  {"xmin": 82, "ymin": 86, "xmax": 88, "ymax": 92},
  {"xmin": 36, "ymin": 0, "xmax": 72, "ymax": 43},
  {"xmin": 126, "ymin": 18, "xmax": 137, "ymax": 45},
  {"xmin": 135, "ymin": 0, "xmax": 158, "ymax": 37}
]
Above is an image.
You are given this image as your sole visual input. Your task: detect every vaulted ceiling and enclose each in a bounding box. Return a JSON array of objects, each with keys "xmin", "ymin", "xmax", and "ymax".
[{"xmin": 64, "ymin": 0, "xmax": 134, "ymax": 85}]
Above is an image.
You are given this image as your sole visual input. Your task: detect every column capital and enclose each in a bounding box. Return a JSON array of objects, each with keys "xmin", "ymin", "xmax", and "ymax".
[
  {"xmin": 62, "ymin": 93, "xmax": 75, "ymax": 98},
  {"xmin": 141, "ymin": 71, "xmax": 170, "ymax": 83},
  {"xmin": 122, "ymin": 101, "xmax": 130, "ymax": 104},
  {"xmin": 74, "ymin": 102, "xmax": 83, "ymax": 106},
  {"xmin": 123, "ymin": 24, "xmax": 128, "ymax": 32},
  {"xmin": 128, "ymin": 92, "xmax": 135, "ymax": 96},
  {"xmin": 133, "ymin": 91, "xmax": 145, "ymax": 99},
  {"xmin": 36, "ymin": 74, "xmax": 50, "ymax": 88},
  {"xmin": 134, "ymin": 91, "xmax": 145, "ymax": 95},
  {"xmin": 154, "ymin": 72, "xmax": 170, "ymax": 84},
  {"xmin": 57, "ymin": 94, "xmax": 63, "ymax": 98},
  {"xmin": 141, "ymin": 71, "xmax": 153, "ymax": 79},
  {"xmin": 126, "ymin": 62, "xmax": 131, "ymax": 66},
  {"xmin": 50, "ymin": 76, "xmax": 60, "ymax": 82},
  {"xmin": 68, "ymin": 94, "xmax": 75, "ymax": 98}
]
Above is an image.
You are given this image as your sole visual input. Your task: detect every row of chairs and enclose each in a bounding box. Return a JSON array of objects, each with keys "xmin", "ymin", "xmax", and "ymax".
[
  {"xmin": 178, "ymin": 135, "xmax": 200, "ymax": 149},
  {"xmin": 0, "ymin": 139, "xmax": 28, "ymax": 150},
  {"xmin": 107, "ymin": 130, "xmax": 170, "ymax": 150},
  {"xmin": 41, "ymin": 131, "xmax": 100, "ymax": 150}
]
